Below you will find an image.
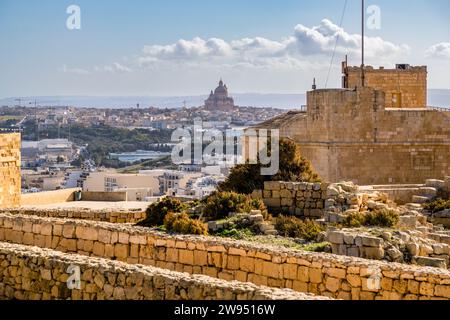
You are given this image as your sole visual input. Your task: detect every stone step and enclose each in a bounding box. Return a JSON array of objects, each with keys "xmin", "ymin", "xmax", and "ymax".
[{"xmin": 412, "ymin": 196, "xmax": 430, "ymax": 204}]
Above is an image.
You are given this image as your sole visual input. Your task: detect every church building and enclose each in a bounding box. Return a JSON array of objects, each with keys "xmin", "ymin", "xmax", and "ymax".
[{"xmin": 204, "ymin": 80, "xmax": 236, "ymax": 112}]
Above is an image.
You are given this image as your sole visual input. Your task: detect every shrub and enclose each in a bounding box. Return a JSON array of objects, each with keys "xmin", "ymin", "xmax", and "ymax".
[
  {"xmin": 137, "ymin": 198, "xmax": 186, "ymax": 227},
  {"xmin": 365, "ymin": 209, "xmax": 399, "ymax": 228},
  {"xmin": 424, "ymin": 198, "xmax": 450, "ymax": 214},
  {"xmin": 274, "ymin": 216, "xmax": 323, "ymax": 241},
  {"xmin": 202, "ymin": 191, "xmax": 268, "ymax": 221},
  {"xmin": 342, "ymin": 212, "xmax": 366, "ymax": 228},
  {"xmin": 215, "ymin": 228, "xmax": 255, "ymax": 240},
  {"xmin": 164, "ymin": 212, "xmax": 208, "ymax": 236},
  {"xmin": 219, "ymin": 138, "xmax": 321, "ymax": 194},
  {"xmin": 342, "ymin": 209, "xmax": 399, "ymax": 228}
]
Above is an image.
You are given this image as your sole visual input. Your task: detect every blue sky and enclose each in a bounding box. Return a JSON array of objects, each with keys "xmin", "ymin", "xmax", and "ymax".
[{"xmin": 1, "ymin": 0, "xmax": 450, "ymax": 98}]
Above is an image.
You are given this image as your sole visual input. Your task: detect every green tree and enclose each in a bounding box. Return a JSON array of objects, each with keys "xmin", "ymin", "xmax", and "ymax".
[{"xmin": 219, "ymin": 138, "xmax": 320, "ymax": 194}]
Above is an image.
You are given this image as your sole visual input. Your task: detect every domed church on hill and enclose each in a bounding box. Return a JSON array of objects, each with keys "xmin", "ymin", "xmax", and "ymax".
[{"xmin": 204, "ymin": 79, "xmax": 236, "ymax": 112}]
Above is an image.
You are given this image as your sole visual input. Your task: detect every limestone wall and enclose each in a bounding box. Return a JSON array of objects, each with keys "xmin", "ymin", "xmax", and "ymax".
[
  {"xmin": 252, "ymin": 181, "xmax": 328, "ymax": 218},
  {"xmin": 0, "ymin": 242, "xmax": 325, "ymax": 300},
  {"xmin": 255, "ymin": 87, "xmax": 450, "ymax": 184},
  {"xmin": 21, "ymin": 188, "xmax": 80, "ymax": 206},
  {"xmin": 345, "ymin": 66, "xmax": 427, "ymax": 108},
  {"xmin": 0, "ymin": 133, "xmax": 21, "ymax": 208},
  {"xmin": 81, "ymin": 191, "xmax": 128, "ymax": 202},
  {"xmin": 1, "ymin": 212, "xmax": 450, "ymax": 300},
  {"xmin": 2, "ymin": 208, "xmax": 145, "ymax": 224}
]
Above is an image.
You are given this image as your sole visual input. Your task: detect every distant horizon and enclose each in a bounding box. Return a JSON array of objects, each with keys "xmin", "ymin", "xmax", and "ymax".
[{"xmin": 1, "ymin": 89, "xmax": 450, "ymax": 110}]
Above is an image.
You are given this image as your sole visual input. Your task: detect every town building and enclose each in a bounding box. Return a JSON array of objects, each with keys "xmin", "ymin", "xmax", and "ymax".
[
  {"xmin": 204, "ymin": 80, "xmax": 236, "ymax": 112},
  {"xmin": 83, "ymin": 171, "xmax": 160, "ymax": 201}
]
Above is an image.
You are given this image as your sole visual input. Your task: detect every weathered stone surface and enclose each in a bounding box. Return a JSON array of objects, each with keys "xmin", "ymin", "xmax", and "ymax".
[{"xmin": 414, "ymin": 257, "xmax": 447, "ymax": 269}]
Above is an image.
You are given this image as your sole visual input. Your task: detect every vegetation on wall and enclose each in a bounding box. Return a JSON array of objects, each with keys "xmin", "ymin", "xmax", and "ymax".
[
  {"xmin": 274, "ymin": 216, "xmax": 324, "ymax": 241},
  {"xmin": 342, "ymin": 209, "xmax": 400, "ymax": 228},
  {"xmin": 424, "ymin": 198, "xmax": 450, "ymax": 214},
  {"xmin": 137, "ymin": 197, "xmax": 187, "ymax": 228},
  {"xmin": 164, "ymin": 212, "xmax": 208, "ymax": 236},
  {"xmin": 202, "ymin": 191, "xmax": 268, "ymax": 221}
]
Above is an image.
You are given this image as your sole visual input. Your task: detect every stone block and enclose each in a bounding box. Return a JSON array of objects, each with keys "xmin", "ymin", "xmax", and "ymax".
[
  {"xmin": 414, "ymin": 256, "xmax": 447, "ymax": 269},
  {"xmin": 361, "ymin": 247, "xmax": 384, "ymax": 260},
  {"xmin": 399, "ymin": 216, "xmax": 418, "ymax": 229},
  {"xmin": 264, "ymin": 181, "xmax": 280, "ymax": 191},
  {"xmin": 327, "ymin": 231, "xmax": 344, "ymax": 244},
  {"xmin": 361, "ymin": 236, "xmax": 383, "ymax": 247}
]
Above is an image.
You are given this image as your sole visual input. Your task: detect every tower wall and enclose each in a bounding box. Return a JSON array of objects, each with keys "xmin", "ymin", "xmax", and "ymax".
[
  {"xmin": 0, "ymin": 133, "xmax": 21, "ymax": 208},
  {"xmin": 343, "ymin": 64, "xmax": 427, "ymax": 108},
  {"xmin": 253, "ymin": 87, "xmax": 450, "ymax": 184}
]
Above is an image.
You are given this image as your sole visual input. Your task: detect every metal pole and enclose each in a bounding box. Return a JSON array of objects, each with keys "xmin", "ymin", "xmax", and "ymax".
[{"xmin": 361, "ymin": 0, "xmax": 365, "ymax": 87}]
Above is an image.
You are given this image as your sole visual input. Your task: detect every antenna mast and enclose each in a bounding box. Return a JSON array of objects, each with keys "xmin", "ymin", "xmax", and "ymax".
[{"xmin": 361, "ymin": 0, "xmax": 365, "ymax": 87}]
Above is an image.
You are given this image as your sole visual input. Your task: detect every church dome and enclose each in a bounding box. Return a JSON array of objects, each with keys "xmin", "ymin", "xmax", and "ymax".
[{"xmin": 214, "ymin": 80, "xmax": 228, "ymax": 96}]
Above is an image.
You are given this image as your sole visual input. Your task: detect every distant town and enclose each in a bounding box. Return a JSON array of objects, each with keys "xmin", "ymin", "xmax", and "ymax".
[{"xmin": 0, "ymin": 80, "xmax": 290, "ymax": 201}]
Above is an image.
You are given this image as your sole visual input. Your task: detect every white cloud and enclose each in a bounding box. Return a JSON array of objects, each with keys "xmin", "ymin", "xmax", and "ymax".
[
  {"xmin": 426, "ymin": 42, "xmax": 450, "ymax": 59},
  {"xmin": 94, "ymin": 62, "xmax": 132, "ymax": 73},
  {"xmin": 61, "ymin": 64, "xmax": 90, "ymax": 75},
  {"xmin": 137, "ymin": 19, "xmax": 409, "ymax": 68}
]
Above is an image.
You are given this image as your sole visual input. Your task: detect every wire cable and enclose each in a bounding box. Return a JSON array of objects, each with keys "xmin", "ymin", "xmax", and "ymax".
[{"xmin": 325, "ymin": 0, "xmax": 348, "ymax": 88}]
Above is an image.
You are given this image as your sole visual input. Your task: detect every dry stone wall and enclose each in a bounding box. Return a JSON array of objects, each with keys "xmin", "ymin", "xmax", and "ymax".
[
  {"xmin": 1, "ymin": 213, "xmax": 450, "ymax": 300},
  {"xmin": 0, "ymin": 133, "xmax": 20, "ymax": 208},
  {"xmin": 2, "ymin": 208, "xmax": 145, "ymax": 224},
  {"xmin": 252, "ymin": 181, "xmax": 329, "ymax": 218},
  {"xmin": 0, "ymin": 242, "xmax": 326, "ymax": 300}
]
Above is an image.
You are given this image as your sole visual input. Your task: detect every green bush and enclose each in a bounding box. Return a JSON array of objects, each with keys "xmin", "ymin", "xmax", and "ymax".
[
  {"xmin": 164, "ymin": 212, "xmax": 208, "ymax": 236},
  {"xmin": 365, "ymin": 209, "xmax": 399, "ymax": 228},
  {"xmin": 274, "ymin": 216, "xmax": 323, "ymax": 241},
  {"xmin": 137, "ymin": 198, "xmax": 186, "ymax": 227},
  {"xmin": 202, "ymin": 191, "xmax": 268, "ymax": 221},
  {"xmin": 215, "ymin": 228, "xmax": 255, "ymax": 240},
  {"xmin": 424, "ymin": 198, "xmax": 450, "ymax": 214},
  {"xmin": 342, "ymin": 212, "xmax": 366, "ymax": 228},
  {"xmin": 342, "ymin": 209, "xmax": 399, "ymax": 228}
]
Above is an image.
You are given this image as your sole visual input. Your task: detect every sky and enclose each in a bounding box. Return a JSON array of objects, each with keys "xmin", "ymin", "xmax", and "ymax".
[{"xmin": 1, "ymin": 0, "xmax": 450, "ymax": 98}]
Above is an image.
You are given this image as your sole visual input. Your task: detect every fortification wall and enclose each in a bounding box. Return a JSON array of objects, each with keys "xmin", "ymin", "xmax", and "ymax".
[
  {"xmin": 0, "ymin": 242, "xmax": 323, "ymax": 300},
  {"xmin": 81, "ymin": 191, "xmax": 128, "ymax": 202},
  {"xmin": 2, "ymin": 207, "xmax": 145, "ymax": 224},
  {"xmin": 0, "ymin": 133, "xmax": 21, "ymax": 208},
  {"xmin": 21, "ymin": 188, "xmax": 79, "ymax": 206},
  {"xmin": 345, "ymin": 66, "xmax": 427, "ymax": 108},
  {"xmin": 252, "ymin": 181, "xmax": 328, "ymax": 217},
  {"xmin": 256, "ymin": 88, "xmax": 450, "ymax": 184},
  {"xmin": 1, "ymin": 213, "xmax": 450, "ymax": 300}
]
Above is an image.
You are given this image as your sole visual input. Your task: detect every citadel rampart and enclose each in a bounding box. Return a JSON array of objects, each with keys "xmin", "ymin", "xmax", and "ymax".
[
  {"xmin": 2, "ymin": 207, "xmax": 145, "ymax": 224},
  {"xmin": 2, "ymin": 212, "xmax": 450, "ymax": 300},
  {"xmin": 255, "ymin": 87, "xmax": 450, "ymax": 185},
  {"xmin": 0, "ymin": 133, "xmax": 21, "ymax": 208},
  {"xmin": 0, "ymin": 242, "xmax": 323, "ymax": 300}
]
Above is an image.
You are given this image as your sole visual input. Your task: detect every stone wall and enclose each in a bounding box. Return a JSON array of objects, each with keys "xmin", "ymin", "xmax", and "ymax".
[
  {"xmin": 253, "ymin": 87, "xmax": 450, "ymax": 185},
  {"xmin": 21, "ymin": 188, "xmax": 80, "ymax": 206},
  {"xmin": 0, "ymin": 242, "xmax": 325, "ymax": 300},
  {"xmin": 0, "ymin": 133, "xmax": 21, "ymax": 208},
  {"xmin": 326, "ymin": 230, "xmax": 450, "ymax": 269},
  {"xmin": 2, "ymin": 208, "xmax": 145, "ymax": 224},
  {"xmin": 2, "ymin": 212, "xmax": 450, "ymax": 300},
  {"xmin": 344, "ymin": 65, "xmax": 427, "ymax": 108},
  {"xmin": 252, "ymin": 181, "xmax": 328, "ymax": 218},
  {"xmin": 81, "ymin": 191, "xmax": 128, "ymax": 202}
]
